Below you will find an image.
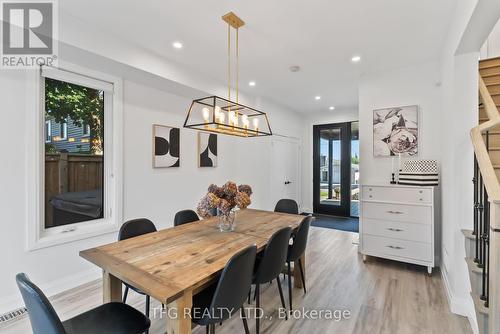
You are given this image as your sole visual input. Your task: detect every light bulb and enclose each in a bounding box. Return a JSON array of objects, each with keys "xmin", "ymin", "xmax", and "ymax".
[
  {"xmin": 219, "ymin": 112, "xmax": 225, "ymax": 123},
  {"xmin": 228, "ymin": 110, "xmax": 235, "ymax": 125},
  {"xmin": 253, "ymin": 118, "xmax": 259, "ymax": 130},
  {"xmin": 202, "ymin": 107, "xmax": 210, "ymax": 122},
  {"xmin": 242, "ymin": 115, "xmax": 249, "ymax": 128}
]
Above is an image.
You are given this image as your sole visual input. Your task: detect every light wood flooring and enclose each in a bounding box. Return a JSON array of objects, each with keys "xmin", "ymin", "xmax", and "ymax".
[{"xmin": 2, "ymin": 227, "xmax": 471, "ymax": 334}]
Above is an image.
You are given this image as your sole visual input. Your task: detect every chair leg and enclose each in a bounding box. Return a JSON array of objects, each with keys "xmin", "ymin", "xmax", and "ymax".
[
  {"xmin": 241, "ymin": 307, "xmax": 250, "ymax": 334},
  {"xmin": 206, "ymin": 325, "xmax": 209, "ymax": 334},
  {"xmin": 287, "ymin": 261, "xmax": 293, "ymax": 311},
  {"xmin": 248, "ymin": 287, "xmax": 251, "ymax": 304},
  {"xmin": 298, "ymin": 258, "xmax": 306, "ymax": 294},
  {"xmin": 210, "ymin": 323, "xmax": 216, "ymax": 334},
  {"xmin": 145, "ymin": 295, "xmax": 150, "ymax": 316},
  {"xmin": 276, "ymin": 278, "xmax": 287, "ymax": 320},
  {"xmin": 145, "ymin": 295, "xmax": 150, "ymax": 334},
  {"xmin": 256, "ymin": 283, "xmax": 260, "ymax": 334},
  {"xmin": 122, "ymin": 285, "xmax": 129, "ymax": 303}
]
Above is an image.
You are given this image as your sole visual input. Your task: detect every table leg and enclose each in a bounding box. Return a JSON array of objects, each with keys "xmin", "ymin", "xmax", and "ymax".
[
  {"xmin": 166, "ymin": 290, "xmax": 193, "ymax": 334},
  {"xmin": 294, "ymin": 254, "xmax": 306, "ymax": 289},
  {"xmin": 102, "ymin": 270, "xmax": 122, "ymax": 303}
]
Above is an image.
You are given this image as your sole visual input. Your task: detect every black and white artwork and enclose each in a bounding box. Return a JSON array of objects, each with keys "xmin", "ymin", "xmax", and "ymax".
[
  {"xmin": 373, "ymin": 105, "xmax": 418, "ymax": 157},
  {"xmin": 153, "ymin": 125, "xmax": 180, "ymax": 167},
  {"xmin": 198, "ymin": 132, "xmax": 217, "ymax": 167}
]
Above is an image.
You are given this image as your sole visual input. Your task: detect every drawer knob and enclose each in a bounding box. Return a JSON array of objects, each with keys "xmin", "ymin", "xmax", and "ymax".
[
  {"xmin": 386, "ymin": 210, "xmax": 404, "ymax": 214},
  {"xmin": 419, "ymin": 190, "xmax": 423, "ymax": 194},
  {"xmin": 369, "ymin": 195, "xmax": 373, "ymax": 198},
  {"xmin": 387, "ymin": 228, "xmax": 404, "ymax": 232},
  {"xmin": 387, "ymin": 245, "xmax": 404, "ymax": 250},
  {"xmin": 419, "ymin": 198, "xmax": 423, "ymax": 201},
  {"xmin": 368, "ymin": 188, "xmax": 372, "ymax": 191}
]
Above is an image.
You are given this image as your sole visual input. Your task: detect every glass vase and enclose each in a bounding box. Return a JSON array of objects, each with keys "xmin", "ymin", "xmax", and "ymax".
[{"xmin": 217, "ymin": 208, "xmax": 236, "ymax": 232}]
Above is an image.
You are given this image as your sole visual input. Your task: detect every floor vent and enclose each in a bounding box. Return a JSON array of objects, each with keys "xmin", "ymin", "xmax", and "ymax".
[{"xmin": 0, "ymin": 307, "xmax": 28, "ymax": 325}]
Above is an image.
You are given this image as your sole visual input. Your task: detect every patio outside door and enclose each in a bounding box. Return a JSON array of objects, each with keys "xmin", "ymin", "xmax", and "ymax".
[{"xmin": 313, "ymin": 122, "xmax": 351, "ymax": 216}]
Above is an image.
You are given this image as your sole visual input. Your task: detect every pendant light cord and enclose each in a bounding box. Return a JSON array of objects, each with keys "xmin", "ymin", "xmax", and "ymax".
[
  {"xmin": 236, "ymin": 27, "xmax": 239, "ymax": 105},
  {"xmin": 228, "ymin": 23, "xmax": 231, "ymax": 103}
]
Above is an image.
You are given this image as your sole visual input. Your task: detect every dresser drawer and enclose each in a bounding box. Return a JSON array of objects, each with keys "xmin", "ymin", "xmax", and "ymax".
[
  {"xmin": 362, "ymin": 202, "xmax": 431, "ymax": 224},
  {"xmin": 363, "ymin": 235, "xmax": 432, "ymax": 262},
  {"xmin": 362, "ymin": 218, "xmax": 431, "ymax": 243},
  {"xmin": 362, "ymin": 186, "xmax": 432, "ymax": 204}
]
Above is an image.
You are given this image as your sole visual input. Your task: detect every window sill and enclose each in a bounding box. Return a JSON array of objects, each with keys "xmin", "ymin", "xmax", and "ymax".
[{"xmin": 27, "ymin": 220, "xmax": 119, "ymax": 251}]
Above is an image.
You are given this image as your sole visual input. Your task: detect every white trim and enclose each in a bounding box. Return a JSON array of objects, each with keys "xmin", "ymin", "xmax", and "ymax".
[
  {"xmin": 441, "ymin": 265, "xmax": 479, "ymax": 334},
  {"xmin": 26, "ymin": 61, "xmax": 123, "ymax": 251},
  {"xmin": 0, "ymin": 268, "xmax": 101, "ymax": 315},
  {"xmin": 41, "ymin": 66, "xmax": 114, "ymax": 93}
]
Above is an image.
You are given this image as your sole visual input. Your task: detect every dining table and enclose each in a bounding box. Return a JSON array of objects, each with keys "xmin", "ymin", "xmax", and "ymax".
[{"xmin": 80, "ymin": 208, "xmax": 307, "ymax": 334}]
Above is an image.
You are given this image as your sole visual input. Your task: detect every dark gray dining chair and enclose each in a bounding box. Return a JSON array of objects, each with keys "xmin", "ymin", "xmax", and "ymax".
[
  {"xmin": 174, "ymin": 209, "xmax": 200, "ymax": 226},
  {"xmin": 285, "ymin": 216, "xmax": 312, "ymax": 310},
  {"xmin": 250, "ymin": 227, "xmax": 292, "ymax": 334},
  {"xmin": 16, "ymin": 273, "xmax": 150, "ymax": 334},
  {"xmin": 274, "ymin": 199, "xmax": 299, "ymax": 214},
  {"xmin": 191, "ymin": 245, "xmax": 257, "ymax": 334},
  {"xmin": 118, "ymin": 218, "xmax": 157, "ymax": 331}
]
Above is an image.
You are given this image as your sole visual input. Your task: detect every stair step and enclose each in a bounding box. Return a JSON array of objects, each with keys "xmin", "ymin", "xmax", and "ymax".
[
  {"xmin": 461, "ymin": 229, "xmax": 475, "ymax": 240},
  {"xmin": 465, "ymin": 257, "xmax": 484, "ymax": 275},
  {"xmin": 484, "ymin": 75, "xmax": 500, "ymax": 86},
  {"xmin": 472, "ymin": 292, "xmax": 489, "ymax": 315},
  {"xmin": 480, "ymin": 66, "xmax": 500, "ymax": 78},
  {"xmin": 479, "ymin": 56, "xmax": 500, "ymax": 69}
]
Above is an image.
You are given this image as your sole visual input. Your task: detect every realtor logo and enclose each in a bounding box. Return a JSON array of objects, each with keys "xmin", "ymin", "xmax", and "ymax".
[{"xmin": 1, "ymin": 0, "xmax": 58, "ymax": 68}]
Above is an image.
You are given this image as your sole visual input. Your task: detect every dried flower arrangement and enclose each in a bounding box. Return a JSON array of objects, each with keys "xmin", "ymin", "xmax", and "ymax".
[{"xmin": 197, "ymin": 181, "xmax": 252, "ymax": 218}]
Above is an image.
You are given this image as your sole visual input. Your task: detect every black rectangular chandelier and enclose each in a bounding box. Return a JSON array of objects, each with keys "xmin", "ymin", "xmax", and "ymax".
[
  {"xmin": 184, "ymin": 95, "xmax": 272, "ymax": 137},
  {"xmin": 184, "ymin": 12, "xmax": 272, "ymax": 138}
]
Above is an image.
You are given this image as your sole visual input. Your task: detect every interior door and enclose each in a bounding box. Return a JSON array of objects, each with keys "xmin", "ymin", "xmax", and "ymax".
[
  {"xmin": 313, "ymin": 123, "xmax": 351, "ymax": 216},
  {"xmin": 270, "ymin": 138, "xmax": 300, "ymax": 210}
]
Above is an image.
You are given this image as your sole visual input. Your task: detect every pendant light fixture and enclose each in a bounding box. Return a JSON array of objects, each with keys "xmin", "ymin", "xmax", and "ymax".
[{"xmin": 184, "ymin": 12, "xmax": 272, "ymax": 137}]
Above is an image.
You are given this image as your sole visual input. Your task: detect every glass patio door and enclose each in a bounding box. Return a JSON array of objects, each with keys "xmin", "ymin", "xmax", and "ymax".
[{"xmin": 313, "ymin": 122, "xmax": 351, "ymax": 216}]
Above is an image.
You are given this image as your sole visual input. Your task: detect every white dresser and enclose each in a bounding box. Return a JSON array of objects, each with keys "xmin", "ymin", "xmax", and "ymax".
[{"xmin": 360, "ymin": 184, "xmax": 437, "ymax": 274}]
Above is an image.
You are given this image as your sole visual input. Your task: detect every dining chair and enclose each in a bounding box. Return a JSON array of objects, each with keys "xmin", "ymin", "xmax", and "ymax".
[
  {"xmin": 16, "ymin": 273, "xmax": 150, "ymax": 334},
  {"xmin": 174, "ymin": 209, "xmax": 200, "ymax": 226},
  {"xmin": 118, "ymin": 218, "xmax": 157, "ymax": 327},
  {"xmin": 285, "ymin": 215, "xmax": 312, "ymax": 311},
  {"xmin": 191, "ymin": 245, "xmax": 257, "ymax": 334},
  {"xmin": 274, "ymin": 199, "xmax": 299, "ymax": 214},
  {"xmin": 250, "ymin": 227, "xmax": 292, "ymax": 334}
]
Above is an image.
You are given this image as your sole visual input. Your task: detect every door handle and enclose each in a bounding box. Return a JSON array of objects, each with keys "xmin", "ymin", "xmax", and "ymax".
[
  {"xmin": 284, "ymin": 181, "xmax": 292, "ymax": 185},
  {"xmin": 386, "ymin": 245, "xmax": 404, "ymax": 250},
  {"xmin": 386, "ymin": 210, "xmax": 404, "ymax": 214},
  {"xmin": 387, "ymin": 228, "xmax": 404, "ymax": 232}
]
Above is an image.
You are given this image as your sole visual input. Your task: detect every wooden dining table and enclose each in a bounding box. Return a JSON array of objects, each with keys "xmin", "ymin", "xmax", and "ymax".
[{"xmin": 80, "ymin": 208, "xmax": 307, "ymax": 334}]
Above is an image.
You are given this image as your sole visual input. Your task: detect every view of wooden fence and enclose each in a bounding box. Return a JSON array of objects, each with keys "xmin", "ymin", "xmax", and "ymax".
[{"xmin": 45, "ymin": 153, "xmax": 103, "ymax": 228}]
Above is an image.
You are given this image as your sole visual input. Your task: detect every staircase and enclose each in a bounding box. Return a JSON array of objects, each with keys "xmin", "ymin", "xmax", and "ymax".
[
  {"xmin": 466, "ymin": 56, "xmax": 500, "ymax": 334},
  {"xmin": 479, "ymin": 57, "xmax": 500, "ymax": 180}
]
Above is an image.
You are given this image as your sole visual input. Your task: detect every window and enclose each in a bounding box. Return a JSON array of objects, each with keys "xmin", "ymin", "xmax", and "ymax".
[
  {"xmin": 59, "ymin": 118, "xmax": 68, "ymax": 140},
  {"xmin": 26, "ymin": 64, "xmax": 123, "ymax": 250},
  {"xmin": 45, "ymin": 120, "xmax": 51, "ymax": 143},
  {"xmin": 82, "ymin": 123, "xmax": 90, "ymax": 137}
]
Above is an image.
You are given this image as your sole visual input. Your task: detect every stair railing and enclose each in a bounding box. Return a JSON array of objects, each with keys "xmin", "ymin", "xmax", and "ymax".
[{"xmin": 471, "ymin": 74, "xmax": 500, "ymax": 333}]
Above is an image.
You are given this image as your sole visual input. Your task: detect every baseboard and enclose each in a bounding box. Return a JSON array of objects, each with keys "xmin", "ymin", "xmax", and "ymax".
[
  {"xmin": 441, "ymin": 265, "xmax": 479, "ymax": 334},
  {"xmin": 0, "ymin": 268, "xmax": 101, "ymax": 315}
]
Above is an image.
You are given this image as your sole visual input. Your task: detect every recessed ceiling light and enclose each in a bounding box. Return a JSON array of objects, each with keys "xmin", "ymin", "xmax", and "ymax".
[
  {"xmin": 351, "ymin": 55, "xmax": 361, "ymax": 62},
  {"xmin": 249, "ymin": 81, "xmax": 256, "ymax": 86},
  {"xmin": 172, "ymin": 41, "xmax": 183, "ymax": 49},
  {"xmin": 315, "ymin": 96, "xmax": 321, "ymax": 100},
  {"xmin": 329, "ymin": 106, "xmax": 335, "ymax": 110}
]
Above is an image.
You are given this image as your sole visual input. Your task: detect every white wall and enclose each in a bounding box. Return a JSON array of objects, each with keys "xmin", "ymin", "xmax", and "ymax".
[
  {"xmin": 480, "ymin": 17, "xmax": 500, "ymax": 59},
  {"xmin": 358, "ymin": 61, "xmax": 442, "ymax": 184},
  {"xmin": 301, "ymin": 109, "xmax": 358, "ymax": 212},
  {"xmin": 0, "ymin": 46, "xmax": 305, "ymax": 313}
]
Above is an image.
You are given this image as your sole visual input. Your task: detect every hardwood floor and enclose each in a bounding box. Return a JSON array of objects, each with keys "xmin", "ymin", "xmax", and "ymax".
[{"xmin": 2, "ymin": 227, "xmax": 471, "ymax": 334}]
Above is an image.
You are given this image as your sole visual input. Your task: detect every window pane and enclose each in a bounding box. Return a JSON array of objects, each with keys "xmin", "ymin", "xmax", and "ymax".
[
  {"xmin": 44, "ymin": 78, "xmax": 105, "ymax": 228},
  {"xmin": 350, "ymin": 122, "xmax": 359, "ymax": 217},
  {"xmin": 319, "ymin": 128, "xmax": 341, "ymax": 206}
]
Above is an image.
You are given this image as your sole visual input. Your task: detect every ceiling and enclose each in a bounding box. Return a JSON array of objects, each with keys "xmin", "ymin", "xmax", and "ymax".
[{"xmin": 61, "ymin": 0, "xmax": 455, "ymax": 113}]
